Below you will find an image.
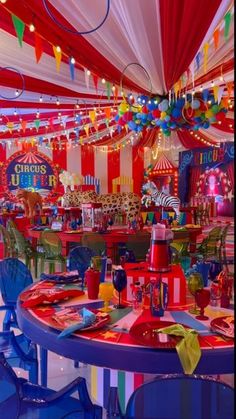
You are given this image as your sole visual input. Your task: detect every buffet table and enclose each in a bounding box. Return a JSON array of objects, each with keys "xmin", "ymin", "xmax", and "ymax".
[{"xmin": 17, "ymin": 280, "xmax": 234, "ymax": 408}]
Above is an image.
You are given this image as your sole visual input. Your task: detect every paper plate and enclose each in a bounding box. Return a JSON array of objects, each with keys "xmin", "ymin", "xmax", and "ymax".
[{"xmin": 210, "ymin": 316, "xmax": 234, "ymax": 338}]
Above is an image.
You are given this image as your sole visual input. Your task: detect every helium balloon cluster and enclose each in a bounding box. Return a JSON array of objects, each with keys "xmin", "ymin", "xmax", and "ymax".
[{"xmin": 114, "ymin": 89, "xmax": 228, "ymax": 136}]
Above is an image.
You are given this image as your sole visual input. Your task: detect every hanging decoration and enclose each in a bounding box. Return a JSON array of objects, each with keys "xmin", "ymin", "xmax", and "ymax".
[
  {"xmin": 42, "ymin": 0, "xmax": 110, "ymax": 35},
  {"xmin": 11, "ymin": 14, "xmax": 25, "ymax": 47},
  {"xmin": 115, "ymin": 91, "xmax": 228, "ymax": 136},
  {"xmin": 0, "ymin": 67, "xmax": 25, "ymax": 100}
]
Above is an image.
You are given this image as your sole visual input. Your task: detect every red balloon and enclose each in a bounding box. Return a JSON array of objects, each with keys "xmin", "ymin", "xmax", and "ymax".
[
  {"xmin": 142, "ymin": 106, "xmax": 149, "ymax": 114},
  {"xmin": 118, "ymin": 117, "xmax": 126, "ymax": 126},
  {"xmin": 215, "ymin": 112, "xmax": 226, "ymax": 122},
  {"xmin": 123, "ymin": 111, "xmax": 133, "ymax": 122},
  {"xmin": 152, "ymin": 109, "xmax": 161, "ymax": 118}
]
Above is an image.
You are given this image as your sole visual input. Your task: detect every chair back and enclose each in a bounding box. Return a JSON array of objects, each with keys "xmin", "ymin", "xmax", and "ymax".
[
  {"xmin": 199, "ymin": 226, "xmax": 221, "ymax": 259},
  {"xmin": 11, "ymin": 227, "xmax": 31, "ymax": 254},
  {"xmin": 40, "ymin": 231, "xmax": 62, "ymax": 258},
  {"xmin": 81, "ymin": 233, "xmax": 106, "ymax": 256},
  {"xmin": 68, "ymin": 246, "xmax": 95, "ymax": 274},
  {"xmin": 124, "ymin": 374, "xmax": 234, "ymax": 419},
  {"xmin": 0, "ymin": 225, "xmax": 11, "ymax": 258},
  {"xmin": 0, "ymin": 353, "xmax": 21, "ymax": 419},
  {"xmin": 220, "ymin": 223, "xmax": 230, "ymax": 246},
  {"xmin": 126, "ymin": 231, "xmax": 150, "ymax": 261},
  {"xmin": 0, "ymin": 258, "xmax": 33, "ymax": 305}
]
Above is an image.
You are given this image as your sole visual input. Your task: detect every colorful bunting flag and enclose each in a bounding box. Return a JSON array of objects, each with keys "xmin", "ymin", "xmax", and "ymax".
[
  {"xmin": 34, "ymin": 119, "xmax": 40, "ymax": 131},
  {"xmin": 34, "ymin": 33, "xmax": 43, "ymax": 63},
  {"xmin": 195, "ymin": 52, "xmax": 202, "ymax": 70},
  {"xmin": 92, "ymin": 74, "xmax": 98, "ymax": 92},
  {"xmin": 6, "ymin": 122, "xmax": 14, "ymax": 133},
  {"xmin": 84, "ymin": 68, "xmax": 90, "ymax": 90},
  {"xmin": 89, "ymin": 110, "xmax": 96, "ymax": 124},
  {"xmin": 217, "ymin": 86, "xmax": 224, "ymax": 104},
  {"xmin": 11, "ymin": 14, "xmax": 25, "ymax": 47},
  {"xmin": 104, "ymin": 107, "xmax": 111, "ymax": 119},
  {"xmin": 224, "ymin": 11, "xmax": 231, "ymax": 39},
  {"xmin": 52, "ymin": 45, "xmax": 62, "ymax": 72},
  {"xmin": 84, "ymin": 124, "xmax": 90, "ymax": 137},
  {"xmin": 69, "ymin": 58, "xmax": 75, "ymax": 81},
  {"xmin": 106, "ymin": 82, "xmax": 111, "ymax": 100},
  {"xmin": 213, "ymin": 28, "xmax": 220, "ymax": 50},
  {"xmin": 203, "ymin": 43, "xmax": 209, "ymax": 74},
  {"xmin": 21, "ymin": 120, "xmax": 27, "ymax": 133},
  {"xmin": 213, "ymin": 86, "xmax": 219, "ymax": 103}
]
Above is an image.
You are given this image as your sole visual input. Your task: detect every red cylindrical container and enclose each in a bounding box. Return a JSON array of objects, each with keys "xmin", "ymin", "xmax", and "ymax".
[
  {"xmin": 85, "ymin": 269, "xmax": 100, "ymax": 299},
  {"xmin": 149, "ymin": 240, "xmax": 170, "ymax": 272}
]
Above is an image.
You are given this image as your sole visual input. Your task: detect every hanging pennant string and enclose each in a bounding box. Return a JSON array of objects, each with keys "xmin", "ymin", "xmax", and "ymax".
[{"xmin": 42, "ymin": 0, "xmax": 110, "ymax": 35}]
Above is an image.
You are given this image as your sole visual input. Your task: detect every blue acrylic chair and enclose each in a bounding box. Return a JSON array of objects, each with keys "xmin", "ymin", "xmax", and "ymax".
[
  {"xmin": 0, "ymin": 258, "xmax": 33, "ymax": 331},
  {"xmin": 107, "ymin": 374, "xmax": 234, "ymax": 419},
  {"xmin": 68, "ymin": 246, "xmax": 95, "ymax": 289},
  {"xmin": 0, "ymin": 329, "xmax": 38, "ymax": 384},
  {"xmin": 0, "ymin": 353, "xmax": 102, "ymax": 419},
  {"xmin": 0, "ymin": 258, "xmax": 47, "ymax": 387}
]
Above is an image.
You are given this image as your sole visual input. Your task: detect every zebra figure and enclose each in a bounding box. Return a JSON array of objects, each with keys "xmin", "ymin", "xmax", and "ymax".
[{"xmin": 141, "ymin": 180, "xmax": 181, "ymax": 220}]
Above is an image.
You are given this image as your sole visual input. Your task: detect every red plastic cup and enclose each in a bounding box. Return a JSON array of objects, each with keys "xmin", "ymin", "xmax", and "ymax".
[{"xmin": 85, "ymin": 269, "xmax": 100, "ymax": 299}]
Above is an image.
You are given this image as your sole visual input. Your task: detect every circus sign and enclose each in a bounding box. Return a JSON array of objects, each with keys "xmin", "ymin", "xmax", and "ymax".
[{"xmin": 1, "ymin": 151, "xmax": 58, "ymax": 198}]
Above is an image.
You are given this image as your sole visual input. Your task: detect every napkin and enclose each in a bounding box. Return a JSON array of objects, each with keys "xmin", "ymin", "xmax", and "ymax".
[
  {"xmin": 40, "ymin": 272, "xmax": 79, "ymax": 282},
  {"xmin": 157, "ymin": 324, "xmax": 201, "ymax": 375},
  {"xmin": 57, "ymin": 308, "xmax": 96, "ymax": 339}
]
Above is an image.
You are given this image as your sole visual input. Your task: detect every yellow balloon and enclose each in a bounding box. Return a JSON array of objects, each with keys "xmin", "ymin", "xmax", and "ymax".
[
  {"xmin": 161, "ymin": 111, "xmax": 167, "ymax": 119},
  {"xmin": 119, "ymin": 102, "xmax": 128, "ymax": 114},
  {"xmin": 205, "ymin": 110, "xmax": 213, "ymax": 118}
]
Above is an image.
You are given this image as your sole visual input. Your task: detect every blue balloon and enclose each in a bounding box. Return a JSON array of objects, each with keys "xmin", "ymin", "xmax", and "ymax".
[
  {"xmin": 165, "ymin": 115, "xmax": 170, "ymax": 122},
  {"xmin": 128, "ymin": 120, "xmax": 137, "ymax": 130},
  {"xmin": 147, "ymin": 113, "xmax": 154, "ymax": 121},
  {"xmin": 170, "ymin": 122, "xmax": 177, "ymax": 129},
  {"xmin": 202, "ymin": 89, "xmax": 209, "ymax": 102},
  {"xmin": 175, "ymin": 98, "xmax": 185, "ymax": 108},
  {"xmin": 172, "ymin": 107, "xmax": 181, "ymax": 118},
  {"xmin": 114, "ymin": 114, "xmax": 119, "ymax": 122},
  {"xmin": 155, "ymin": 118, "xmax": 162, "ymax": 126},
  {"xmin": 161, "ymin": 122, "xmax": 168, "ymax": 130},
  {"xmin": 192, "ymin": 99, "xmax": 200, "ymax": 109}
]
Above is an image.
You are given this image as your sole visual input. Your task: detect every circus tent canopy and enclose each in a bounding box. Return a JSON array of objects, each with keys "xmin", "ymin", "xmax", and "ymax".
[{"xmin": 0, "ymin": 0, "xmax": 234, "ymax": 152}]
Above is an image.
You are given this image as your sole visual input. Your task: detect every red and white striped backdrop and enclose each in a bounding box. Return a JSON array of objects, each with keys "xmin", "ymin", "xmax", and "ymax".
[{"xmin": 0, "ymin": 143, "xmax": 157, "ymax": 195}]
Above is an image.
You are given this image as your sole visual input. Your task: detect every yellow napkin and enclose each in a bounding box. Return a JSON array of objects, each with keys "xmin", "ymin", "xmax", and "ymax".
[{"xmin": 158, "ymin": 324, "xmax": 201, "ymax": 375}]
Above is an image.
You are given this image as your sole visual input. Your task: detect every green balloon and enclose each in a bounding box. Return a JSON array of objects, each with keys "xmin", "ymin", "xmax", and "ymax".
[{"xmin": 211, "ymin": 104, "xmax": 219, "ymax": 114}]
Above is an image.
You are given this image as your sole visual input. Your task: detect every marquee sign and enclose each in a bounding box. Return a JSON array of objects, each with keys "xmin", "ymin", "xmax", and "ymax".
[{"xmin": 1, "ymin": 151, "xmax": 58, "ymax": 198}]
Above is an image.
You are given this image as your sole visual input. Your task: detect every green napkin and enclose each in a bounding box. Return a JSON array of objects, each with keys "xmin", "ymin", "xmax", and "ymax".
[{"xmin": 158, "ymin": 324, "xmax": 201, "ymax": 374}]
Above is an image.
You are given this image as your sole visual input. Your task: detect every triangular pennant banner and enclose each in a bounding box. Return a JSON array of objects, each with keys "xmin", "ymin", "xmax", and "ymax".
[
  {"xmin": 21, "ymin": 120, "xmax": 27, "ymax": 133},
  {"xmin": 195, "ymin": 52, "xmax": 202, "ymax": 70},
  {"xmin": 104, "ymin": 107, "xmax": 111, "ymax": 119},
  {"xmin": 84, "ymin": 124, "xmax": 90, "ymax": 137},
  {"xmin": 6, "ymin": 122, "xmax": 14, "ymax": 133},
  {"xmin": 217, "ymin": 86, "xmax": 224, "ymax": 104},
  {"xmin": 94, "ymin": 122, "xmax": 98, "ymax": 131},
  {"xmin": 69, "ymin": 58, "xmax": 75, "ymax": 81},
  {"xmin": 213, "ymin": 28, "xmax": 220, "ymax": 50},
  {"xmin": 226, "ymin": 81, "xmax": 233, "ymax": 97},
  {"xmin": 141, "ymin": 212, "xmax": 148, "ymax": 224},
  {"xmin": 84, "ymin": 68, "xmax": 90, "ymax": 90},
  {"xmin": 147, "ymin": 212, "xmax": 154, "ymax": 223},
  {"xmin": 52, "ymin": 45, "xmax": 62, "ymax": 72},
  {"xmin": 92, "ymin": 74, "xmax": 98, "ymax": 92},
  {"xmin": 34, "ymin": 33, "xmax": 43, "ymax": 63},
  {"xmin": 11, "ymin": 14, "xmax": 25, "ymax": 47},
  {"xmin": 89, "ymin": 110, "xmax": 96, "ymax": 124},
  {"xmin": 224, "ymin": 11, "xmax": 231, "ymax": 39},
  {"xmin": 213, "ymin": 86, "xmax": 219, "ymax": 103},
  {"xmin": 34, "ymin": 119, "xmax": 41, "ymax": 131},
  {"xmin": 106, "ymin": 82, "xmax": 111, "ymax": 100},
  {"xmin": 203, "ymin": 43, "xmax": 209, "ymax": 74}
]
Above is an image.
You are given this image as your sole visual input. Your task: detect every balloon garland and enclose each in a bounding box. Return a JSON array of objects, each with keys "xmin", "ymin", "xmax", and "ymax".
[{"xmin": 114, "ymin": 89, "xmax": 228, "ymax": 135}]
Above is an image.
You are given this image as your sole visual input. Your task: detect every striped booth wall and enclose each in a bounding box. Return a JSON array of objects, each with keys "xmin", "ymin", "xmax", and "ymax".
[{"xmin": 0, "ymin": 143, "xmax": 154, "ymax": 195}]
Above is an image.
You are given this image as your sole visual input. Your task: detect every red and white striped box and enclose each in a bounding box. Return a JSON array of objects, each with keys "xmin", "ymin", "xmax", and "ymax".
[{"xmin": 121, "ymin": 263, "xmax": 186, "ymax": 307}]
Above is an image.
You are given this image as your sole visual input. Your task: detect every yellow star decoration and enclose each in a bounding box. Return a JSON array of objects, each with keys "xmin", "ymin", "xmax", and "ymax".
[
  {"xmin": 101, "ymin": 331, "xmax": 118, "ymax": 339},
  {"xmin": 214, "ymin": 336, "xmax": 232, "ymax": 343}
]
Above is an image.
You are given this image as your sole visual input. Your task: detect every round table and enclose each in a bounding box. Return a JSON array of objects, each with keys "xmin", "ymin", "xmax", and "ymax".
[{"xmin": 17, "ymin": 283, "xmax": 234, "ymax": 377}]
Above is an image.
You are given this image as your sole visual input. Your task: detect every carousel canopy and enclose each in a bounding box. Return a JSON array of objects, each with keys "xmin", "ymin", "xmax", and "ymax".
[{"xmin": 0, "ymin": 0, "xmax": 234, "ymax": 152}]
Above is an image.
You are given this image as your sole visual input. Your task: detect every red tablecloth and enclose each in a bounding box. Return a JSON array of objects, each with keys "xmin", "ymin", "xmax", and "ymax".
[{"xmin": 122, "ymin": 262, "xmax": 186, "ymax": 307}]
